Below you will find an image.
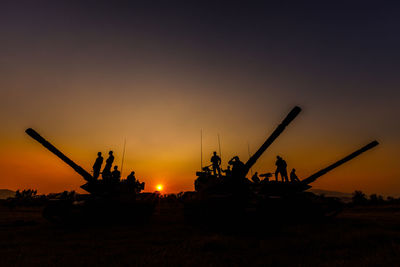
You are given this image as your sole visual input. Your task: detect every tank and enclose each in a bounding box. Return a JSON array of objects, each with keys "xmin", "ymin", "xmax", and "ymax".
[
  {"xmin": 25, "ymin": 128, "xmax": 157, "ymax": 224},
  {"xmin": 185, "ymin": 106, "xmax": 379, "ymax": 224}
]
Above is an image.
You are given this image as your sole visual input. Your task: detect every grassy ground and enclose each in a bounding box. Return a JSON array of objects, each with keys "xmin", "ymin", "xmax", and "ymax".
[{"xmin": 0, "ymin": 203, "xmax": 400, "ymax": 266}]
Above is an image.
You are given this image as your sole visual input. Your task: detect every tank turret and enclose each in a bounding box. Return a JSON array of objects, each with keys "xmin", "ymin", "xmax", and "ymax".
[
  {"xmin": 194, "ymin": 106, "xmax": 302, "ymax": 193},
  {"xmin": 258, "ymin": 141, "xmax": 379, "ymax": 195}
]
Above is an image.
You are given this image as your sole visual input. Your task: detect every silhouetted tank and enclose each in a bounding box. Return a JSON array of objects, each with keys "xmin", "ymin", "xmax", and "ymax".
[
  {"xmin": 25, "ymin": 128, "xmax": 157, "ymax": 224},
  {"xmin": 185, "ymin": 106, "xmax": 379, "ymax": 224}
]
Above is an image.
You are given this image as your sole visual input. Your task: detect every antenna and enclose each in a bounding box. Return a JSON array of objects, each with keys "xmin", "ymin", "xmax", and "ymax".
[
  {"xmin": 247, "ymin": 142, "xmax": 253, "ymax": 176},
  {"xmin": 200, "ymin": 129, "xmax": 203, "ymax": 169},
  {"xmin": 217, "ymin": 133, "xmax": 222, "ymax": 163},
  {"xmin": 120, "ymin": 138, "xmax": 126, "ymax": 177}
]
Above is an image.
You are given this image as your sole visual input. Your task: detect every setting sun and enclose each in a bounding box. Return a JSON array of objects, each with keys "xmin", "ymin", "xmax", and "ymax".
[{"xmin": 156, "ymin": 184, "xmax": 163, "ymax": 191}]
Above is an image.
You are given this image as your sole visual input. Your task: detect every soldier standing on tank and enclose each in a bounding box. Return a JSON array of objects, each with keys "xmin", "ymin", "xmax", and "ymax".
[
  {"xmin": 102, "ymin": 150, "xmax": 114, "ymax": 179},
  {"xmin": 127, "ymin": 171, "xmax": 136, "ymax": 184},
  {"xmin": 275, "ymin": 156, "xmax": 289, "ymax": 182},
  {"xmin": 111, "ymin": 166, "xmax": 121, "ymax": 182},
  {"xmin": 92, "ymin": 152, "xmax": 103, "ymax": 179},
  {"xmin": 228, "ymin": 156, "xmax": 245, "ymax": 178},
  {"xmin": 290, "ymin": 168, "xmax": 300, "ymax": 182},
  {"xmin": 210, "ymin": 151, "xmax": 221, "ymax": 177}
]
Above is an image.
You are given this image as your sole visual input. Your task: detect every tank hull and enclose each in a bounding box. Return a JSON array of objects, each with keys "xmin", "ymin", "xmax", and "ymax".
[
  {"xmin": 42, "ymin": 193, "xmax": 157, "ymax": 224},
  {"xmin": 183, "ymin": 191, "xmax": 343, "ymax": 226}
]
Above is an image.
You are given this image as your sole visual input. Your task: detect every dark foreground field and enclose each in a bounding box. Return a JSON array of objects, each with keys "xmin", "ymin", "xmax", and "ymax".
[{"xmin": 1, "ymin": 203, "xmax": 400, "ymax": 266}]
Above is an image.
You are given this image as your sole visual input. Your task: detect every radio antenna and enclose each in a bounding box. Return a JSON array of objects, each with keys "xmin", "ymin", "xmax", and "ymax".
[
  {"xmin": 247, "ymin": 142, "xmax": 253, "ymax": 176},
  {"xmin": 120, "ymin": 138, "xmax": 126, "ymax": 177},
  {"xmin": 200, "ymin": 130, "xmax": 203, "ymax": 169},
  {"xmin": 218, "ymin": 133, "xmax": 222, "ymax": 162}
]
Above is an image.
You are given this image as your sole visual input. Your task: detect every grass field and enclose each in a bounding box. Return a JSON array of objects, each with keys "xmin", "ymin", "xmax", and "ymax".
[{"xmin": 1, "ymin": 203, "xmax": 400, "ymax": 266}]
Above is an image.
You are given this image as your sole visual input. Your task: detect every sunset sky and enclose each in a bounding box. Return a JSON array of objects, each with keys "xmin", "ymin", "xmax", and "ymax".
[{"xmin": 1, "ymin": 1, "xmax": 399, "ymax": 195}]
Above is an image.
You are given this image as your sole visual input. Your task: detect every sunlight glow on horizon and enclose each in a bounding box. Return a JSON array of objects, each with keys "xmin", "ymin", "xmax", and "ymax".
[{"xmin": 156, "ymin": 184, "xmax": 163, "ymax": 191}]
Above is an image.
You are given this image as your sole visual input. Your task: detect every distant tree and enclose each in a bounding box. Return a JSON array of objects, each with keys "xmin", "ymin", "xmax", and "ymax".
[
  {"xmin": 177, "ymin": 192, "xmax": 184, "ymax": 200},
  {"xmin": 369, "ymin": 194, "xmax": 378, "ymax": 205},
  {"xmin": 352, "ymin": 190, "xmax": 368, "ymax": 205},
  {"xmin": 386, "ymin": 196, "xmax": 400, "ymax": 204},
  {"xmin": 369, "ymin": 194, "xmax": 385, "ymax": 205}
]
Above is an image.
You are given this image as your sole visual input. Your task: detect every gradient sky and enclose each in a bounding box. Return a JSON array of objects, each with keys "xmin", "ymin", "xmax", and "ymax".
[{"xmin": 1, "ymin": 1, "xmax": 399, "ymax": 195}]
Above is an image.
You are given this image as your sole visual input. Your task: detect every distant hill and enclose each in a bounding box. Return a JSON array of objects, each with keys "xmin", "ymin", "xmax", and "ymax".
[
  {"xmin": 309, "ymin": 189, "xmax": 352, "ymax": 197},
  {"xmin": 309, "ymin": 189, "xmax": 353, "ymax": 202},
  {"xmin": 0, "ymin": 189, "xmax": 16, "ymax": 199}
]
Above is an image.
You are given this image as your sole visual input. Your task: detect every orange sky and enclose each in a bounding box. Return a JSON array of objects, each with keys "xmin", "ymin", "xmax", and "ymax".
[
  {"xmin": 1, "ymin": 2, "xmax": 399, "ymax": 196},
  {"xmin": 0, "ymin": 102, "xmax": 397, "ymax": 195}
]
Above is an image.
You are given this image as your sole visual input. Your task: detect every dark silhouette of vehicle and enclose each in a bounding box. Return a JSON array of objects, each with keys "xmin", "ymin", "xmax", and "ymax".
[
  {"xmin": 185, "ymin": 106, "xmax": 379, "ymax": 224},
  {"xmin": 25, "ymin": 128, "xmax": 156, "ymax": 224}
]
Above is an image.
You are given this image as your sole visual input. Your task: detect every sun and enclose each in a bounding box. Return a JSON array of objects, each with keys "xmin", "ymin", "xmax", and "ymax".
[{"xmin": 156, "ymin": 184, "xmax": 163, "ymax": 191}]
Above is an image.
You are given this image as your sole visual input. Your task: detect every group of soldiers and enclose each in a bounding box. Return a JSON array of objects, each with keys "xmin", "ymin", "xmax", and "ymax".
[
  {"xmin": 208, "ymin": 151, "xmax": 301, "ymax": 183},
  {"xmin": 207, "ymin": 151, "xmax": 244, "ymax": 178},
  {"xmin": 270, "ymin": 155, "xmax": 300, "ymax": 183},
  {"xmin": 92, "ymin": 151, "xmax": 140, "ymax": 186}
]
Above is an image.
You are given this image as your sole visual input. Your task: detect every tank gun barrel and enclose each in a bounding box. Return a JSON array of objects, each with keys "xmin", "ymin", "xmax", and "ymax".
[
  {"xmin": 243, "ymin": 106, "xmax": 301, "ymax": 176},
  {"xmin": 25, "ymin": 128, "xmax": 93, "ymax": 182},
  {"xmin": 300, "ymin": 140, "xmax": 379, "ymax": 185}
]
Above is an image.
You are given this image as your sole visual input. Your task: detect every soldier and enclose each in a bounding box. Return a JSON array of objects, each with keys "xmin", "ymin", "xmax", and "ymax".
[
  {"xmin": 221, "ymin": 165, "xmax": 232, "ymax": 177},
  {"xmin": 275, "ymin": 156, "xmax": 289, "ymax": 182},
  {"xmin": 127, "ymin": 171, "xmax": 136, "ymax": 184},
  {"xmin": 102, "ymin": 150, "xmax": 114, "ymax": 179},
  {"xmin": 228, "ymin": 156, "xmax": 245, "ymax": 177},
  {"xmin": 251, "ymin": 172, "xmax": 260, "ymax": 183},
  {"xmin": 92, "ymin": 152, "xmax": 103, "ymax": 179},
  {"xmin": 210, "ymin": 151, "xmax": 221, "ymax": 176},
  {"xmin": 290, "ymin": 168, "xmax": 300, "ymax": 182},
  {"xmin": 111, "ymin": 166, "xmax": 121, "ymax": 182}
]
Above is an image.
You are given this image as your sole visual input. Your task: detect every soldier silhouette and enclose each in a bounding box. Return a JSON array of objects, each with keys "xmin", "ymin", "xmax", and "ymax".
[
  {"xmin": 111, "ymin": 166, "xmax": 121, "ymax": 182},
  {"xmin": 92, "ymin": 152, "xmax": 103, "ymax": 179},
  {"xmin": 127, "ymin": 171, "xmax": 136, "ymax": 184},
  {"xmin": 221, "ymin": 165, "xmax": 232, "ymax": 177},
  {"xmin": 102, "ymin": 150, "xmax": 114, "ymax": 179},
  {"xmin": 275, "ymin": 156, "xmax": 289, "ymax": 182},
  {"xmin": 210, "ymin": 151, "xmax": 221, "ymax": 176},
  {"xmin": 251, "ymin": 172, "xmax": 260, "ymax": 183},
  {"xmin": 228, "ymin": 156, "xmax": 245, "ymax": 178},
  {"xmin": 290, "ymin": 168, "xmax": 300, "ymax": 182}
]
